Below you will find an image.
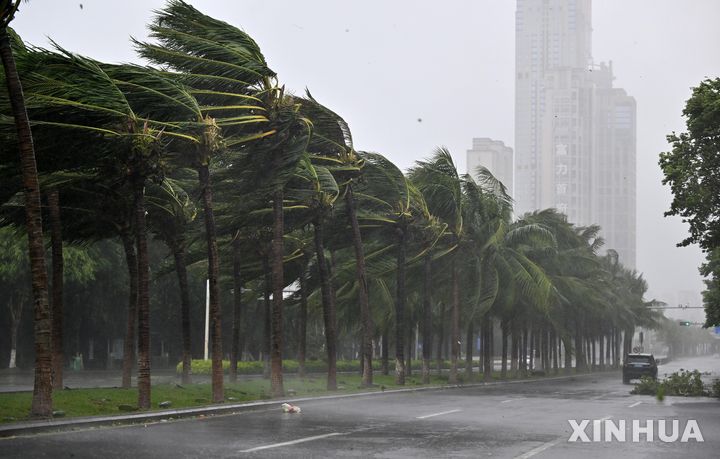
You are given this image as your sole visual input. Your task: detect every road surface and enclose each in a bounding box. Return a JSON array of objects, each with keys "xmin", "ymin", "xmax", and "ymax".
[{"xmin": 1, "ymin": 355, "xmax": 718, "ymax": 458}]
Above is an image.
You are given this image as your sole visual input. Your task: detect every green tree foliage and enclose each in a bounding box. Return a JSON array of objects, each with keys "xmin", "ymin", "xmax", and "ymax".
[{"xmin": 660, "ymin": 78, "xmax": 720, "ymax": 326}]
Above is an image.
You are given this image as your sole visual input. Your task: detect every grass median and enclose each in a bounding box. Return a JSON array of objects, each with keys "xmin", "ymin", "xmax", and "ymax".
[
  {"xmin": 0, "ymin": 373, "xmax": 455, "ymax": 424},
  {"xmin": 0, "ymin": 366, "xmax": 596, "ymax": 424}
]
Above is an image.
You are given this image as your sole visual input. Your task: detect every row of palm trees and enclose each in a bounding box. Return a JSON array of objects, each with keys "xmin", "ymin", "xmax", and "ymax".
[{"xmin": 0, "ymin": 0, "xmax": 660, "ymax": 417}]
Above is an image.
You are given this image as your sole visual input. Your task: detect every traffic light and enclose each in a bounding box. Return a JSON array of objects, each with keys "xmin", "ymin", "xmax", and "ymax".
[{"xmin": 678, "ymin": 320, "xmax": 691, "ymax": 326}]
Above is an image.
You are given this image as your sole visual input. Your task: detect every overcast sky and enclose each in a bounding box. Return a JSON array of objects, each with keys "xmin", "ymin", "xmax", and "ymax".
[{"xmin": 12, "ymin": 0, "xmax": 720, "ymax": 314}]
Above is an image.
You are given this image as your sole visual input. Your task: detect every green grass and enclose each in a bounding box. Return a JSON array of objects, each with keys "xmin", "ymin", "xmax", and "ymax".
[
  {"xmin": 0, "ymin": 366, "xmax": 597, "ymax": 424},
  {"xmin": 0, "ymin": 374, "xmax": 451, "ymax": 424}
]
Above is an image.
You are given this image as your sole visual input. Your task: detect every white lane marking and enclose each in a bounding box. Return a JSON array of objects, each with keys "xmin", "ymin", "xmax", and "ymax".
[
  {"xmin": 514, "ymin": 438, "xmax": 563, "ymax": 459},
  {"xmin": 501, "ymin": 397, "xmax": 527, "ymax": 403},
  {"xmin": 416, "ymin": 408, "xmax": 462, "ymax": 419},
  {"xmin": 239, "ymin": 432, "xmax": 345, "ymax": 452},
  {"xmin": 628, "ymin": 401, "xmax": 642, "ymax": 408}
]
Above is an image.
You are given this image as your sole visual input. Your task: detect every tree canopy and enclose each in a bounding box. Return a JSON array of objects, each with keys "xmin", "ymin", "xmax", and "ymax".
[{"xmin": 659, "ymin": 78, "xmax": 720, "ymax": 326}]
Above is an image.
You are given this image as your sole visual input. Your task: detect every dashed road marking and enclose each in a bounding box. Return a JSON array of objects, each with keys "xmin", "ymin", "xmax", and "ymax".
[
  {"xmin": 514, "ymin": 438, "xmax": 563, "ymax": 459},
  {"xmin": 501, "ymin": 398, "xmax": 527, "ymax": 403},
  {"xmin": 628, "ymin": 401, "xmax": 642, "ymax": 408},
  {"xmin": 239, "ymin": 432, "xmax": 345, "ymax": 452},
  {"xmin": 416, "ymin": 409, "xmax": 462, "ymax": 419}
]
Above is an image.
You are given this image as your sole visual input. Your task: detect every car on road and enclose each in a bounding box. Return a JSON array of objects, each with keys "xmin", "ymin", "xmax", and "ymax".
[{"xmin": 622, "ymin": 353, "xmax": 658, "ymax": 384}]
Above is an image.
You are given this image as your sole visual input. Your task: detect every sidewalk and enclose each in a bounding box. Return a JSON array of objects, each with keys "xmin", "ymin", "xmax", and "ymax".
[
  {"xmin": 0, "ymin": 368, "xmax": 180, "ymax": 393},
  {"xmin": 0, "ymin": 371, "xmax": 607, "ymax": 438}
]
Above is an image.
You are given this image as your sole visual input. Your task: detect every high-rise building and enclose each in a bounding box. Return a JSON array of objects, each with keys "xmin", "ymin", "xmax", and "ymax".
[
  {"xmin": 466, "ymin": 138, "xmax": 514, "ymax": 194},
  {"xmin": 514, "ymin": 0, "xmax": 636, "ymax": 268},
  {"xmin": 592, "ymin": 62, "xmax": 637, "ymax": 267}
]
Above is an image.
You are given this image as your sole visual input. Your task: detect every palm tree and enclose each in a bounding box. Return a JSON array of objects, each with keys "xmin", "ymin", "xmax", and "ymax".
[
  {"xmin": 355, "ymin": 152, "xmax": 432, "ymax": 385},
  {"xmin": 284, "ymin": 156, "xmax": 341, "ymax": 389},
  {"xmin": 409, "ymin": 148, "xmax": 465, "ymax": 384},
  {"xmin": 0, "ymin": 2, "xmax": 52, "ymax": 417},
  {"xmin": 139, "ymin": 0, "xmax": 311, "ymax": 398},
  {"xmin": 13, "ymin": 44, "xmax": 206, "ymax": 408},
  {"xmin": 146, "ymin": 176, "xmax": 197, "ymax": 384},
  {"xmin": 298, "ymin": 93, "xmax": 375, "ymax": 387}
]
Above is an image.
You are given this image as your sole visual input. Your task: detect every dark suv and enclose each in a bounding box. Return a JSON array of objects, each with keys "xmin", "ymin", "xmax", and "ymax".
[{"xmin": 622, "ymin": 353, "xmax": 658, "ymax": 384}]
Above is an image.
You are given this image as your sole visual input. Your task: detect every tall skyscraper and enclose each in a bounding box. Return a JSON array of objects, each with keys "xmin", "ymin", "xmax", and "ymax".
[
  {"xmin": 466, "ymin": 138, "xmax": 514, "ymax": 194},
  {"xmin": 592, "ymin": 62, "xmax": 637, "ymax": 268},
  {"xmin": 514, "ymin": 0, "xmax": 636, "ymax": 268}
]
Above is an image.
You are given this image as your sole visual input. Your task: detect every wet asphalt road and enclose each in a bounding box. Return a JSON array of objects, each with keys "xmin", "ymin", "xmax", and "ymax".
[{"xmin": 2, "ymin": 355, "xmax": 719, "ymax": 458}]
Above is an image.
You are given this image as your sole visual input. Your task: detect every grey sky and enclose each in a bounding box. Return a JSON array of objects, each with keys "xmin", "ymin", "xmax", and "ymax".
[{"xmin": 12, "ymin": 0, "xmax": 720, "ymax": 313}]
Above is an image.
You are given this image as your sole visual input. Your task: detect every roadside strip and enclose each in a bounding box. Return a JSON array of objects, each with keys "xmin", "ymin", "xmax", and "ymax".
[{"xmin": 0, "ymin": 370, "xmax": 615, "ymax": 439}]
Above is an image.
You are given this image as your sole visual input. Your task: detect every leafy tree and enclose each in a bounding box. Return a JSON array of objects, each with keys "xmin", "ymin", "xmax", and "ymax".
[
  {"xmin": 700, "ymin": 249, "xmax": 720, "ymax": 327},
  {"xmin": 660, "ymin": 78, "xmax": 720, "ymax": 251},
  {"xmin": 659, "ymin": 78, "xmax": 720, "ymax": 326}
]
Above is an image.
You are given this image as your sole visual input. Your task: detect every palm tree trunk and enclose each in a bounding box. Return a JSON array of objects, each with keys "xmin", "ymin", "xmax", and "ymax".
[
  {"xmin": 197, "ymin": 165, "xmax": 223, "ymax": 403},
  {"xmin": 449, "ymin": 255, "xmax": 460, "ymax": 384},
  {"xmin": 405, "ymin": 320, "xmax": 413, "ymax": 377},
  {"xmin": 501, "ymin": 319, "xmax": 508, "ymax": 379},
  {"xmin": 120, "ymin": 231, "xmax": 137, "ymax": 389},
  {"xmin": 270, "ymin": 189, "xmax": 285, "ymax": 397},
  {"xmin": 623, "ymin": 328, "xmax": 634, "ymax": 357},
  {"xmin": 484, "ymin": 318, "xmax": 493, "ymax": 381},
  {"xmin": 172, "ymin": 242, "xmax": 192, "ymax": 385},
  {"xmin": 230, "ymin": 236, "xmax": 243, "ymax": 383},
  {"xmin": 563, "ymin": 336, "xmax": 572, "ymax": 374},
  {"xmin": 528, "ymin": 328, "xmax": 535, "ymax": 371},
  {"xmin": 436, "ymin": 302, "xmax": 445, "ymax": 375},
  {"xmin": 48, "ymin": 190, "xmax": 64, "ymax": 391},
  {"xmin": 262, "ymin": 260, "xmax": 271, "ymax": 379},
  {"xmin": 421, "ymin": 254, "xmax": 432, "ymax": 384},
  {"xmin": 297, "ymin": 263, "xmax": 308, "ymax": 378},
  {"xmin": 1, "ymin": 25, "xmax": 53, "ymax": 418},
  {"xmin": 133, "ymin": 176, "xmax": 151, "ymax": 410},
  {"xmin": 381, "ymin": 330, "xmax": 389, "ymax": 375},
  {"xmin": 465, "ymin": 320, "xmax": 473, "ymax": 379},
  {"xmin": 550, "ymin": 328, "xmax": 560, "ymax": 374},
  {"xmin": 345, "ymin": 186, "xmax": 373, "ymax": 386},
  {"xmin": 574, "ymin": 318, "xmax": 583, "ymax": 371},
  {"xmin": 520, "ymin": 324, "xmax": 528, "ymax": 378},
  {"xmin": 8, "ymin": 295, "xmax": 21, "ymax": 369},
  {"xmin": 605, "ymin": 333, "xmax": 611, "ymax": 368},
  {"xmin": 394, "ymin": 229, "xmax": 407, "ymax": 385},
  {"xmin": 510, "ymin": 322, "xmax": 518, "ymax": 376},
  {"xmin": 313, "ymin": 219, "xmax": 337, "ymax": 390}
]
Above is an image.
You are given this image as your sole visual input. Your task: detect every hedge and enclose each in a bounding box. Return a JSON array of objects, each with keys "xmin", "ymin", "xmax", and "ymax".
[{"xmin": 176, "ymin": 359, "xmax": 455, "ymax": 376}]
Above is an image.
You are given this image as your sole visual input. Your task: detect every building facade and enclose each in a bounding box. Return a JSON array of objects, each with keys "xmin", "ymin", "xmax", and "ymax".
[
  {"xmin": 466, "ymin": 138, "xmax": 514, "ymax": 194},
  {"xmin": 514, "ymin": 0, "xmax": 636, "ymax": 268}
]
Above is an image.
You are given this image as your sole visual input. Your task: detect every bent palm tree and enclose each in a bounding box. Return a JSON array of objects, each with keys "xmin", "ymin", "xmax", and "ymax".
[
  {"xmin": 0, "ymin": 4, "xmax": 52, "ymax": 417},
  {"xmin": 409, "ymin": 148, "xmax": 465, "ymax": 384},
  {"xmin": 139, "ymin": 1, "xmax": 310, "ymax": 397}
]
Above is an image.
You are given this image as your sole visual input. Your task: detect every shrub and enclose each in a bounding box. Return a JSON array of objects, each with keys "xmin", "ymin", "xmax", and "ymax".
[
  {"xmin": 630, "ymin": 370, "xmax": 709, "ymax": 397},
  {"xmin": 630, "ymin": 376, "xmax": 659, "ymax": 395},
  {"xmin": 663, "ymin": 369, "xmax": 707, "ymax": 396},
  {"xmin": 711, "ymin": 379, "xmax": 720, "ymax": 398}
]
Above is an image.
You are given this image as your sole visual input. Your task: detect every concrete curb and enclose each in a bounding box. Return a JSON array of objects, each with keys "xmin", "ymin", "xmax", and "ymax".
[{"xmin": 0, "ymin": 370, "xmax": 616, "ymax": 438}]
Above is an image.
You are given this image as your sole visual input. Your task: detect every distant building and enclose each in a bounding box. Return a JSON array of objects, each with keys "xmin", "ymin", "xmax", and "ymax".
[
  {"xmin": 592, "ymin": 62, "xmax": 637, "ymax": 268},
  {"xmin": 466, "ymin": 138, "xmax": 514, "ymax": 194},
  {"xmin": 514, "ymin": 0, "xmax": 636, "ymax": 268}
]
